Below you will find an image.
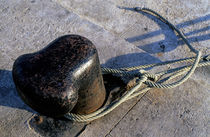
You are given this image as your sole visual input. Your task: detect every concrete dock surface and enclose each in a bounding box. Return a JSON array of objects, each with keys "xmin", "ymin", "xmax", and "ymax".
[{"xmin": 0, "ymin": 0, "xmax": 209, "ymax": 136}]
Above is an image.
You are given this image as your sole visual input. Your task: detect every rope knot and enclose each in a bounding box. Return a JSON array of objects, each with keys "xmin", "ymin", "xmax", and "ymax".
[
  {"xmin": 139, "ymin": 69, "xmax": 158, "ymax": 82},
  {"xmin": 138, "ymin": 74, "xmax": 148, "ymax": 83}
]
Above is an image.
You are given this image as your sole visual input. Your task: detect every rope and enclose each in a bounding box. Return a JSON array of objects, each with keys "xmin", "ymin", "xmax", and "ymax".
[{"xmin": 64, "ymin": 7, "xmax": 210, "ymax": 122}]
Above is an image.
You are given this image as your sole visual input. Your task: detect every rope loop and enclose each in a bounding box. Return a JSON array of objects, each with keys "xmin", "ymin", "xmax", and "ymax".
[
  {"xmin": 142, "ymin": 72, "xmax": 158, "ymax": 82},
  {"xmin": 64, "ymin": 8, "xmax": 210, "ymax": 122}
]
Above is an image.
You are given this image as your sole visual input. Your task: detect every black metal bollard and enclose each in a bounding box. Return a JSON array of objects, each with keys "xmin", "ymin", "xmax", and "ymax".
[{"xmin": 12, "ymin": 35, "xmax": 106, "ymax": 117}]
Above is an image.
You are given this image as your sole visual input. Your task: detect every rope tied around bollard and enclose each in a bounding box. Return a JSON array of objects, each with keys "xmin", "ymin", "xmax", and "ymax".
[{"xmin": 64, "ymin": 7, "xmax": 210, "ymax": 122}]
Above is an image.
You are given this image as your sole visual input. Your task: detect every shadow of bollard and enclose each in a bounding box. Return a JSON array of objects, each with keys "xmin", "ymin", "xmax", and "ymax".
[
  {"xmin": 0, "ymin": 69, "xmax": 34, "ymax": 113},
  {"xmin": 0, "ymin": 67, "xmax": 127, "ymax": 136},
  {"xmin": 102, "ymin": 52, "xmax": 161, "ymax": 70}
]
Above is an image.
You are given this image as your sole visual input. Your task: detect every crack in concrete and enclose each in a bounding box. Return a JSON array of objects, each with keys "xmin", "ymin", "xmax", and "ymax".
[{"xmin": 104, "ymin": 91, "xmax": 149, "ymax": 137}]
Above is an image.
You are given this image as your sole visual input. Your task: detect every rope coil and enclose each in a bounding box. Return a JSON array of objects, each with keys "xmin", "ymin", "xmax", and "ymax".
[{"xmin": 64, "ymin": 7, "xmax": 210, "ymax": 122}]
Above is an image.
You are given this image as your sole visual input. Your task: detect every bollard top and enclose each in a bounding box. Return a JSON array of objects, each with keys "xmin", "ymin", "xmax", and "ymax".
[{"xmin": 12, "ymin": 35, "xmax": 100, "ymax": 117}]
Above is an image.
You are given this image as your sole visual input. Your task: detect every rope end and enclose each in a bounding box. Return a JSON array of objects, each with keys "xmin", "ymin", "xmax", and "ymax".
[{"xmin": 134, "ymin": 7, "xmax": 142, "ymax": 11}]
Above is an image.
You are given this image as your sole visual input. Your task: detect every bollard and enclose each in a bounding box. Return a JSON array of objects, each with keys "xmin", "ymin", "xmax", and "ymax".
[{"xmin": 12, "ymin": 35, "xmax": 106, "ymax": 117}]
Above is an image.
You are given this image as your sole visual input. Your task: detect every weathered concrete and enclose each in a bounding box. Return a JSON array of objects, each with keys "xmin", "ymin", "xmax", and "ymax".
[
  {"xmin": 0, "ymin": 0, "xmax": 151, "ymax": 136},
  {"xmin": 108, "ymin": 79, "xmax": 210, "ymax": 137},
  {"xmin": 0, "ymin": 0, "xmax": 209, "ymax": 137},
  {"xmin": 54, "ymin": 0, "xmax": 210, "ymax": 137}
]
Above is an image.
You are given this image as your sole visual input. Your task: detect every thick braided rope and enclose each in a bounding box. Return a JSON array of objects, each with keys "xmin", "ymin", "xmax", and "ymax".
[
  {"xmin": 101, "ymin": 67, "xmax": 134, "ymax": 76},
  {"xmin": 156, "ymin": 59, "xmax": 210, "ymax": 76},
  {"xmin": 144, "ymin": 53, "xmax": 201, "ymax": 89},
  {"xmin": 64, "ymin": 8, "xmax": 210, "ymax": 122},
  {"xmin": 120, "ymin": 56, "xmax": 201, "ymax": 71},
  {"xmin": 101, "ymin": 55, "xmax": 209, "ymax": 73}
]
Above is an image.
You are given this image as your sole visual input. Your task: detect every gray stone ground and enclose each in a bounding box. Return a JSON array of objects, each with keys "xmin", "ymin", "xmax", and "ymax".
[{"xmin": 0, "ymin": 0, "xmax": 209, "ymax": 137}]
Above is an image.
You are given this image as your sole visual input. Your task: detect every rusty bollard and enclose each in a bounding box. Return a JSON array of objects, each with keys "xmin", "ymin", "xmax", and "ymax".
[{"xmin": 12, "ymin": 35, "xmax": 106, "ymax": 117}]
